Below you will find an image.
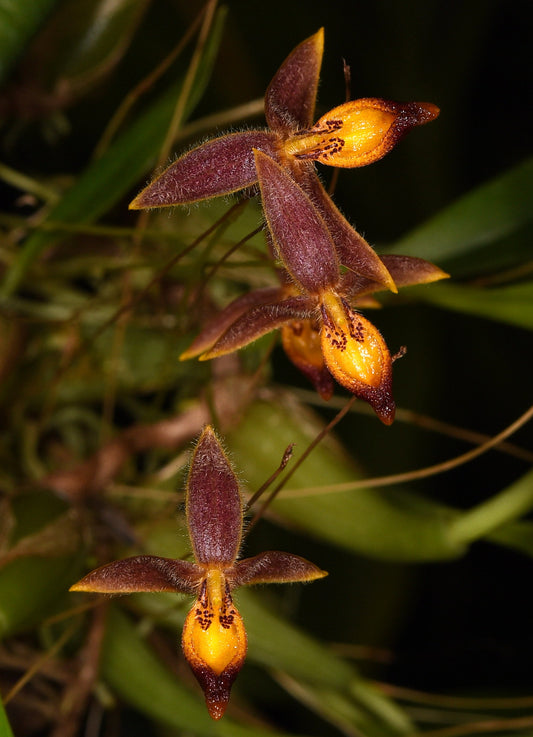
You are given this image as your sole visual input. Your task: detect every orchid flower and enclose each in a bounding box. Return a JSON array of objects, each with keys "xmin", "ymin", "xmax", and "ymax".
[
  {"xmin": 70, "ymin": 426, "xmax": 326, "ymax": 719},
  {"xmin": 181, "ymin": 152, "xmax": 448, "ymax": 425},
  {"xmin": 130, "ymin": 29, "xmax": 439, "ymax": 291}
]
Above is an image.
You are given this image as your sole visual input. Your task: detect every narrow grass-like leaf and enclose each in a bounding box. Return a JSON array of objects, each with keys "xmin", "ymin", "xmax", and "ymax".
[
  {"xmin": 47, "ymin": 0, "xmax": 150, "ymax": 96},
  {"xmin": 488, "ymin": 520, "xmax": 533, "ymax": 558},
  {"xmin": 448, "ymin": 467, "xmax": 533, "ymax": 547},
  {"xmin": 238, "ymin": 591, "xmax": 412, "ymax": 736},
  {"xmin": 387, "ymin": 157, "xmax": 533, "ymax": 264},
  {"xmin": 416, "ymin": 280, "xmax": 533, "ymax": 330},
  {"xmin": 0, "ymin": 0, "xmax": 59, "ymax": 84},
  {"xmin": 0, "ymin": 7, "xmax": 226, "ymax": 297},
  {"xmin": 274, "ymin": 676, "xmax": 411, "ymax": 737},
  {"xmin": 0, "ymin": 698, "xmax": 15, "ymax": 737},
  {"xmin": 228, "ymin": 399, "xmax": 533, "ymax": 564}
]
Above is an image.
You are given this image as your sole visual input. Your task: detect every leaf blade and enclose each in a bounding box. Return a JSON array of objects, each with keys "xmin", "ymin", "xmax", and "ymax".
[
  {"xmin": 0, "ymin": 0, "xmax": 59, "ymax": 84},
  {"xmin": 387, "ymin": 157, "xmax": 533, "ymax": 264},
  {"xmin": 0, "ymin": 7, "xmax": 226, "ymax": 296}
]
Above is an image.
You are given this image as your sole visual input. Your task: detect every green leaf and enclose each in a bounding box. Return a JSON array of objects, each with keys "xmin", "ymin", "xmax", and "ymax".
[
  {"xmin": 0, "ymin": 697, "xmax": 15, "ymax": 737},
  {"xmin": 487, "ymin": 519, "xmax": 533, "ymax": 558},
  {"xmin": 0, "ymin": 7, "xmax": 226, "ymax": 297},
  {"xmin": 227, "ymin": 398, "xmax": 462, "ymax": 562},
  {"xmin": 131, "ymin": 588, "xmax": 355, "ymax": 692},
  {"xmin": 0, "ymin": 0, "xmax": 60, "ymax": 84},
  {"xmin": 448, "ymin": 467, "xmax": 533, "ymax": 547},
  {"xmin": 387, "ymin": 157, "xmax": 533, "ymax": 265},
  {"xmin": 416, "ymin": 279, "xmax": 533, "ymax": 330},
  {"xmin": 47, "ymin": 0, "xmax": 150, "ymax": 96},
  {"xmin": 238, "ymin": 591, "xmax": 413, "ymax": 736},
  {"xmin": 0, "ymin": 495, "xmax": 84, "ymax": 638}
]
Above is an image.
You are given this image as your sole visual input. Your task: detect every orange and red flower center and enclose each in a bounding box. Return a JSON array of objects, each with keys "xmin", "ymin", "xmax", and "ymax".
[{"xmin": 183, "ymin": 568, "xmax": 246, "ymax": 677}]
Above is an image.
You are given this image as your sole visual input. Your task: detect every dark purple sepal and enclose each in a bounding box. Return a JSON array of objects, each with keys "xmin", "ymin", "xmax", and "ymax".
[
  {"xmin": 380, "ymin": 255, "xmax": 449, "ymax": 288},
  {"xmin": 70, "ymin": 555, "xmax": 201, "ymax": 594},
  {"xmin": 341, "ymin": 254, "xmax": 449, "ymax": 298},
  {"xmin": 200, "ymin": 294, "xmax": 315, "ymax": 359},
  {"xmin": 255, "ymin": 150, "xmax": 339, "ymax": 294},
  {"xmin": 265, "ymin": 28, "xmax": 324, "ymax": 134},
  {"xmin": 129, "ymin": 131, "xmax": 278, "ymax": 208},
  {"xmin": 186, "ymin": 427, "xmax": 243, "ymax": 565},
  {"xmin": 301, "ymin": 171, "xmax": 396, "ymax": 291}
]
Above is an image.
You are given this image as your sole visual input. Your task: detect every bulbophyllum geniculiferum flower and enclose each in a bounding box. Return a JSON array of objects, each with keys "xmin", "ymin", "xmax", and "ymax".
[
  {"xmin": 70, "ymin": 426, "xmax": 327, "ymax": 720},
  {"xmin": 129, "ymin": 28, "xmax": 439, "ymax": 293},
  {"xmin": 130, "ymin": 28, "xmax": 438, "ymax": 212},
  {"xmin": 181, "ymin": 151, "xmax": 448, "ymax": 425}
]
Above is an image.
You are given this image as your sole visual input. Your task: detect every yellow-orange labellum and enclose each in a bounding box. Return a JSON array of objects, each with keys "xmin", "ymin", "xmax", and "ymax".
[
  {"xmin": 182, "ymin": 568, "xmax": 247, "ymax": 719},
  {"xmin": 320, "ymin": 292, "xmax": 388, "ymax": 388}
]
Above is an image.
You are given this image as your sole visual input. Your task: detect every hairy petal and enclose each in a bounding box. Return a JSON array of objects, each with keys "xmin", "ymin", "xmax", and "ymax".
[
  {"xmin": 381, "ymin": 254, "xmax": 449, "ymax": 287},
  {"xmin": 343, "ymin": 254, "xmax": 449, "ymax": 297},
  {"xmin": 265, "ymin": 28, "xmax": 324, "ymax": 133},
  {"xmin": 129, "ymin": 131, "xmax": 277, "ymax": 208},
  {"xmin": 181, "ymin": 287, "xmax": 283, "ymax": 360},
  {"xmin": 187, "ymin": 427, "xmax": 243, "ymax": 566},
  {"xmin": 230, "ymin": 551, "xmax": 328, "ymax": 587},
  {"xmin": 200, "ymin": 295, "xmax": 315, "ymax": 359},
  {"xmin": 287, "ymin": 98, "xmax": 439, "ymax": 168},
  {"xmin": 255, "ymin": 150, "xmax": 339, "ymax": 293},
  {"xmin": 70, "ymin": 555, "xmax": 202, "ymax": 594},
  {"xmin": 302, "ymin": 170, "xmax": 396, "ymax": 291}
]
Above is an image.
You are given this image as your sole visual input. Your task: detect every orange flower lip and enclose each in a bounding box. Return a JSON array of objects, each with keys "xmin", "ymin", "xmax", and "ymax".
[
  {"xmin": 287, "ymin": 99, "xmax": 441, "ymax": 168},
  {"xmin": 320, "ymin": 292, "xmax": 395, "ymax": 425},
  {"xmin": 182, "ymin": 569, "xmax": 247, "ymax": 720}
]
